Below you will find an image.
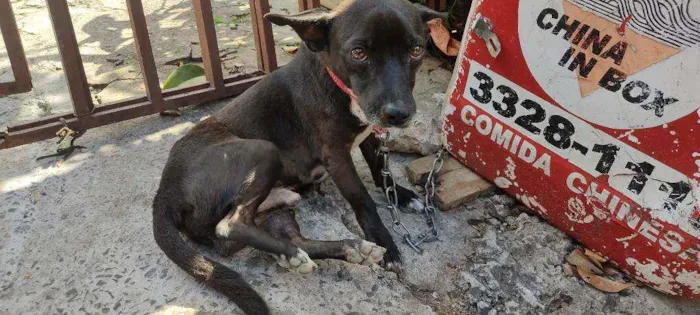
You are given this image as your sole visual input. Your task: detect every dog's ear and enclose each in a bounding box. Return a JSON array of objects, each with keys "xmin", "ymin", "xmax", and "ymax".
[
  {"xmin": 265, "ymin": 9, "xmax": 332, "ymax": 52},
  {"xmin": 412, "ymin": 3, "xmax": 448, "ymax": 23}
]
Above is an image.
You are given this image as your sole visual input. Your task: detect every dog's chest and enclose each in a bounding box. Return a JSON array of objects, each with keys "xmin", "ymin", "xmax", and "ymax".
[
  {"xmin": 352, "ymin": 125, "xmax": 373, "ymax": 148},
  {"xmin": 349, "ymin": 99, "xmax": 373, "ymax": 148},
  {"xmin": 350, "ymin": 100, "xmax": 369, "ymax": 124}
]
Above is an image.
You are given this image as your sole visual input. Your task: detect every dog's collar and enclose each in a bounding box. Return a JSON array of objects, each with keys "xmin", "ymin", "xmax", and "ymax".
[
  {"xmin": 326, "ymin": 67, "xmax": 357, "ymax": 102},
  {"xmin": 325, "ymin": 67, "xmax": 388, "ymax": 135}
]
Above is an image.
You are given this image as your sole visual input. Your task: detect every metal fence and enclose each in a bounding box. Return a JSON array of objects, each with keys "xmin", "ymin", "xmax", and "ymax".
[{"xmin": 0, "ymin": 0, "xmax": 321, "ymax": 150}]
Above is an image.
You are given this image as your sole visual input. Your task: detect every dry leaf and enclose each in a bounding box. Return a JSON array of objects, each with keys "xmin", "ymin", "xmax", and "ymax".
[
  {"xmin": 282, "ymin": 45, "xmax": 299, "ymax": 55},
  {"xmin": 30, "ymin": 191, "xmax": 40, "ymax": 204},
  {"xmin": 427, "ymin": 18, "xmax": 460, "ymax": 57},
  {"xmin": 562, "ymin": 263, "xmax": 574, "ymax": 277},
  {"xmin": 603, "ymin": 265, "xmax": 623, "ymax": 278},
  {"xmin": 160, "ymin": 110, "xmax": 182, "ymax": 117},
  {"xmin": 584, "ymin": 248, "xmax": 607, "ymax": 270},
  {"xmin": 575, "ymin": 267, "xmax": 633, "ymax": 293},
  {"xmin": 566, "ymin": 248, "xmax": 603, "ymax": 275}
]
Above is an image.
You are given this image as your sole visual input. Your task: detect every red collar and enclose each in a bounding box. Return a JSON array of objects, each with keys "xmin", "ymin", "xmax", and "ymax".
[
  {"xmin": 325, "ymin": 67, "xmax": 387, "ymax": 135},
  {"xmin": 326, "ymin": 67, "xmax": 357, "ymax": 102}
]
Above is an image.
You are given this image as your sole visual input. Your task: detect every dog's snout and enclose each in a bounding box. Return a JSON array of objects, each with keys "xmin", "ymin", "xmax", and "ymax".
[{"xmin": 382, "ymin": 103, "xmax": 411, "ymax": 126}]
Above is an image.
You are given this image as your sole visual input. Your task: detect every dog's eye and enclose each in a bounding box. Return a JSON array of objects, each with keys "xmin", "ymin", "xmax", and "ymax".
[
  {"xmin": 351, "ymin": 48, "xmax": 368, "ymax": 61},
  {"xmin": 409, "ymin": 45, "xmax": 424, "ymax": 58}
]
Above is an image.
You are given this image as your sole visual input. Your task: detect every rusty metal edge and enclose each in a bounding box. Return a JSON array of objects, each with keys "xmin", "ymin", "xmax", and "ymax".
[
  {"xmin": 47, "ymin": 0, "xmax": 95, "ymax": 117},
  {"xmin": 0, "ymin": 0, "xmax": 32, "ymax": 95},
  {"xmin": 298, "ymin": 0, "xmax": 321, "ymax": 11},
  {"xmin": 4, "ymin": 72, "xmax": 260, "ymax": 134},
  {"xmin": 127, "ymin": 0, "xmax": 165, "ymax": 110},
  {"xmin": 0, "ymin": 76, "xmax": 263, "ymax": 150},
  {"xmin": 250, "ymin": 0, "xmax": 277, "ymax": 73},
  {"xmin": 193, "ymin": 0, "xmax": 226, "ymax": 90}
]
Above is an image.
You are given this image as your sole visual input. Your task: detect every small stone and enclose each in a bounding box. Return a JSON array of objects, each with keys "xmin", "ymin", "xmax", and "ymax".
[
  {"xmin": 487, "ymin": 218, "xmax": 500, "ymax": 226},
  {"xmin": 487, "ymin": 279, "xmax": 499, "ymax": 290},
  {"xmin": 431, "ymin": 292, "xmax": 439, "ymax": 299}
]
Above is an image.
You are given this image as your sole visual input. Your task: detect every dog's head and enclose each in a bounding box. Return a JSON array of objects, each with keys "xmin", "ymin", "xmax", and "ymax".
[{"xmin": 266, "ymin": 0, "xmax": 445, "ymax": 127}]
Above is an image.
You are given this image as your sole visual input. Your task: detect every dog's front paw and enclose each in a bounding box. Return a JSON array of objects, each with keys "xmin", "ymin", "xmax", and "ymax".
[
  {"xmin": 395, "ymin": 185, "xmax": 424, "ymax": 212},
  {"xmin": 366, "ymin": 230, "xmax": 402, "ymax": 274},
  {"xmin": 276, "ymin": 248, "xmax": 318, "ymax": 274},
  {"xmin": 382, "ymin": 245, "xmax": 402, "ymax": 274},
  {"xmin": 344, "ymin": 240, "xmax": 386, "ymax": 265}
]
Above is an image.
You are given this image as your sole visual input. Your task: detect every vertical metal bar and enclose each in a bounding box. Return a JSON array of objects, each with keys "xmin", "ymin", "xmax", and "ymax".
[
  {"xmin": 0, "ymin": 0, "xmax": 31, "ymax": 93},
  {"xmin": 308, "ymin": 0, "xmax": 321, "ymax": 9},
  {"xmin": 249, "ymin": 0, "xmax": 277, "ymax": 73},
  {"xmin": 192, "ymin": 0, "xmax": 225, "ymax": 90},
  {"xmin": 47, "ymin": 0, "xmax": 94, "ymax": 117},
  {"xmin": 126, "ymin": 0, "xmax": 164, "ymax": 110},
  {"xmin": 298, "ymin": 0, "xmax": 320, "ymax": 11}
]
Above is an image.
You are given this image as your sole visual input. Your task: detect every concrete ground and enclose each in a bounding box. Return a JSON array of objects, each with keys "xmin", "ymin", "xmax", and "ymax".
[
  {"xmin": 2, "ymin": 1, "xmax": 700, "ymax": 314},
  {"xmin": 2, "ymin": 99, "xmax": 699, "ymax": 315}
]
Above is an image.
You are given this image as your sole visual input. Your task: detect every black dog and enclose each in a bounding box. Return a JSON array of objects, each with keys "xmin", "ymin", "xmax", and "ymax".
[{"xmin": 152, "ymin": 1, "xmax": 444, "ymax": 313}]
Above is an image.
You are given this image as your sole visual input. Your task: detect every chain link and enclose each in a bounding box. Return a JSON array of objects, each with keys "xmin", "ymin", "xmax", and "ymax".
[{"xmin": 376, "ymin": 130, "xmax": 443, "ymax": 254}]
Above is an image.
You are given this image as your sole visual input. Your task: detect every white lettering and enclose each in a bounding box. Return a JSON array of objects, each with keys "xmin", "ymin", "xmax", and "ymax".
[
  {"xmin": 532, "ymin": 154, "xmax": 552, "ymax": 176},
  {"xmin": 490, "ymin": 124, "xmax": 514, "ymax": 149},
  {"xmin": 461, "ymin": 105, "xmax": 477, "ymax": 126},
  {"xmin": 476, "ymin": 115, "xmax": 493, "ymax": 135},
  {"xmin": 567, "ymin": 172, "xmax": 587, "ymax": 194},
  {"xmin": 509, "ymin": 134, "xmax": 522, "ymax": 155},
  {"xmin": 639, "ymin": 221, "xmax": 660, "ymax": 242},
  {"xmin": 587, "ymin": 182, "xmax": 610, "ymax": 205},
  {"xmin": 660, "ymin": 231, "xmax": 684, "ymax": 253},
  {"xmin": 518, "ymin": 141, "xmax": 537, "ymax": 163}
]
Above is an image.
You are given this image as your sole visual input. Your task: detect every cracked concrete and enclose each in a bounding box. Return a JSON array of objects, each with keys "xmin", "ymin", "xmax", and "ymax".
[
  {"xmin": 2, "ymin": 1, "xmax": 700, "ymax": 314},
  {"xmin": 1, "ymin": 99, "xmax": 698, "ymax": 314}
]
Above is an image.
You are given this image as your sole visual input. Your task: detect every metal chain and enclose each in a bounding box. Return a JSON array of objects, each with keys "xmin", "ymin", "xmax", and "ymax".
[{"xmin": 377, "ymin": 130, "xmax": 444, "ymax": 254}]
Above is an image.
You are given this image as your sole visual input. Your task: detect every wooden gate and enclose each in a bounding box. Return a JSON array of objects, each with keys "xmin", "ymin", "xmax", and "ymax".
[{"xmin": 0, "ymin": 0, "xmax": 318, "ymax": 150}]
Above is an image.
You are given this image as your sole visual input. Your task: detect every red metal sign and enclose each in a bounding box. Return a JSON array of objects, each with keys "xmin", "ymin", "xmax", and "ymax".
[{"xmin": 442, "ymin": 0, "xmax": 700, "ymax": 299}]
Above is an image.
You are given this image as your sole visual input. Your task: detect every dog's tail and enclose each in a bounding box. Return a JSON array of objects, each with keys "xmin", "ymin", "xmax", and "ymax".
[{"xmin": 152, "ymin": 200, "xmax": 269, "ymax": 315}]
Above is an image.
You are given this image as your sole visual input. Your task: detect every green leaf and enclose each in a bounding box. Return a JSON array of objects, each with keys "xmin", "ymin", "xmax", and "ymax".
[
  {"xmin": 230, "ymin": 12, "xmax": 250, "ymax": 24},
  {"xmin": 161, "ymin": 64, "xmax": 206, "ymax": 90},
  {"xmin": 214, "ymin": 17, "xmax": 224, "ymax": 24}
]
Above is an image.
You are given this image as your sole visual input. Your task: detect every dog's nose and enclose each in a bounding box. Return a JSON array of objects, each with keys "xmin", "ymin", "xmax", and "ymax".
[{"xmin": 382, "ymin": 103, "xmax": 411, "ymax": 126}]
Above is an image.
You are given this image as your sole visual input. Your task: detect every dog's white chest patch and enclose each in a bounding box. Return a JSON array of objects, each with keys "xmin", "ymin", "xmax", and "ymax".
[
  {"xmin": 349, "ymin": 100, "xmax": 372, "ymax": 148},
  {"xmin": 352, "ymin": 125, "xmax": 373, "ymax": 148},
  {"xmin": 350, "ymin": 100, "xmax": 369, "ymax": 124}
]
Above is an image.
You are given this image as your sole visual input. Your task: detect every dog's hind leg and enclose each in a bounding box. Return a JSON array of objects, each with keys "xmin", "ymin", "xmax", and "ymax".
[
  {"xmin": 258, "ymin": 209, "xmax": 386, "ymax": 265},
  {"xmin": 215, "ymin": 188, "xmax": 302, "ymax": 257},
  {"xmin": 212, "ymin": 141, "xmax": 317, "ymax": 274}
]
